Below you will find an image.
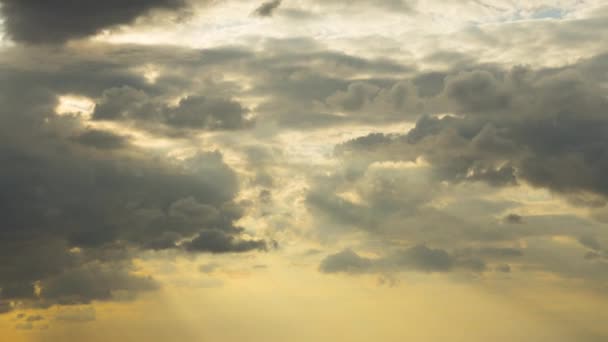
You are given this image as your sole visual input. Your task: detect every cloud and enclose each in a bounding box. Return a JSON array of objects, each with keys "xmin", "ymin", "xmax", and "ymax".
[
  {"xmin": 1, "ymin": 6, "xmax": 608, "ymax": 327},
  {"xmin": 253, "ymin": 0, "xmax": 282, "ymax": 17},
  {"xmin": 184, "ymin": 229, "xmax": 268, "ymax": 253},
  {"xmin": 164, "ymin": 96, "xmax": 252, "ymax": 130},
  {"xmin": 25, "ymin": 315, "xmax": 44, "ymax": 322},
  {"xmin": 40, "ymin": 262, "xmax": 158, "ymax": 305},
  {"xmin": 91, "ymin": 88, "xmax": 253, "ymax": 132},
  {"xmin": 311, "ymin": 0, "xmax": 413, "ymax": 13},
  {"xmin": 335, "ymin": 56, "xmax": 608, "ymax": 199},
  {"xmin": 578, "ymin": 235, "xmax": 602, "ymax": 252},
  {"xmin": 199, "ymin": 263, "xmax": 220, "ymax": 273},
  {"xmin": 55, "ymin": 307, "xmax": 96, "ymax": 323},
  {"xmin": 496, "ymin": 264, "xmax": 511, "ymax": 273},
  {"xmin": 444, "ymin": 70, "xmax": 511, "ymax": 114},
  {"xmin": 319, "ymin": 245, "xmax": 486, "ymax": 275},
  {"xmin": 15, "ymin": 322, "xmax": 33, "ymax": 330},
  {"xmin": 71, "ymin": 129, "xmax": 130, "ymax": 150},
  {"xmin": 0, "ymin": 0, "xmax": 189, "ymax": 44},
  {"xmin": 0, "ymin": 44, "xmax": 273, "ymax": 312},
  {"xmin": 319, "ymin": 249, "xmax": 374, "ymax": 274},
  {"xmin": 504, "ymin": 214, "xmax": 524, "ymax": 224}
]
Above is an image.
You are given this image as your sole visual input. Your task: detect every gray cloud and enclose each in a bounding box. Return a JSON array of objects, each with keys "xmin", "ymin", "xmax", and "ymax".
[
  {"xmin": 335, "ymin": 56, "xmax": 608, "ymax": 199},
  {"xmin": 496, "ymin": 264, "xmax": 511, "ymax": 273},
  {"xmin": 40, "ymin": 262, "xmax": 158, "ymax": 305},
  {"xmin": 317, "ymin": 53, "xmax": 608, "ymax": 284},
  {"xmin": 319, "ymin": 249, "xmax": 374, "ymax": 274},
  {"xmin": 54, "ymin": 306, "xmax": 96, "ymax": 323},
  {"xmin": 0, "ymin": 0, "xmax": 189, "ymax": 44},
  {"xmin": 578, "ymin": 235, "xmax": 602, "ymax": 252},
  {"xmin": 0, "ymin": 44, "xmax": 274, "ymax": 312},
  {"xmin": 504, "ymin": 214, "xmax": 524, "ymax": 224},
  {"xmin": 92, "ymin": 87, "xmax": 253, "ymax": 132},
  {"xmin": 25, "ymin": 315, "xmax": 44, "ymax": 322},
  {"xmin": 164, "ymin": 95, "xmax": 252, "ymax": 130},
  {"xmin": 184, "ymin": 229, "xmax": 268, "ymax": 254},
  {"xmin": 253, "ymin": 0, "xmax": 282, "ymax": 17},
  {"xmin": 71, "ymin": 129, "xmax": 130, "ymax": 150},
  {"xmin": 320, "ymin": 245, "xmax": 485, "ymax": 275}
]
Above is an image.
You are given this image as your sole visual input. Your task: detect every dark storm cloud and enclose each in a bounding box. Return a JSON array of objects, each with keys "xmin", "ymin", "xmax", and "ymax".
[
  {"xmin": 184, "ymin": 229, "xmax": 268, "ymax": 253},
  {"xmin": 253, "ymin": 0, "xmax": 282, "ymax": 17},
  {"xmin": 0, "ymin": 44, "xmax": 274, "ymax": 312},
  {"xmin": 0, "ymin": 0, "xmax": 188, "ymax": 44}
]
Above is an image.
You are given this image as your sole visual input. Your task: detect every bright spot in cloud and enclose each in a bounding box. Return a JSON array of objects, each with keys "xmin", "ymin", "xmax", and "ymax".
[{"xmin": 55, "ymin": 95, "xmax": 95, "ymax": 118}]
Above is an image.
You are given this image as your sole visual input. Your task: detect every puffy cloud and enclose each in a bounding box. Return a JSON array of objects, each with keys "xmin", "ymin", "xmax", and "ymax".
[
  {"xmin": 92, "ymin": 87, "xmax": 253, "ymax": 132},
  {"xmin": 335, "ymin": 57, "xmax": 608, "ymax": 199},
  {"xmin": 164, "ymin": 96, "xmax": 252, "ymax": 130},
  {"xmin": 1, "ymin": 4, "xmax": 608, "ymax": 332},
  {"xmin": 317, "ymin": 52, "xmax": 608, "ymax": 284},
  {"xmin": 0, "ymin": 44, "xmax": 273, "ymax": 312}
]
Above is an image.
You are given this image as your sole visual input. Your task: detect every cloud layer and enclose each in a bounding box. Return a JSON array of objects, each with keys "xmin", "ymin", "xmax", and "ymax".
[{"xmin": 1, "ymin": 1, "xmax": 608, "ymax": 339}]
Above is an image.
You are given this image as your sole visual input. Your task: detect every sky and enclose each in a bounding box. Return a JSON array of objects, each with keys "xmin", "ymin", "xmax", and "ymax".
[{"xmin": 1, "ymin": 0, "xmax": 608, "ymax": 341}]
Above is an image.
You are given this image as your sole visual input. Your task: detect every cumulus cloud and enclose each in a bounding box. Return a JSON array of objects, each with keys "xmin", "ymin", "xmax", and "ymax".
[
  {"xmin": 91, "ymin": 87, "xmax": 253, "ymax": 132},
  {"xmin": 0, "ymin": 44, "xmax": 272, "ymax": 312},
  {"xmin": 317, "ymin": 52, "xmax": 608, "ymax": 284},
  {"xmin": 1, "ymin": 2, "xmax": 608, "ymax": 330},
  {"xmin": 335, "ymin": 56, "xmax": 608, "ymax": 199}
]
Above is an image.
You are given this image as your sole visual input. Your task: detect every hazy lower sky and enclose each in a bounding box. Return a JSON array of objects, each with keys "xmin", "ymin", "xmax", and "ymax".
[{"xmin": 1, "ymin": 1, "xmax": 608, "ymax": 341}]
